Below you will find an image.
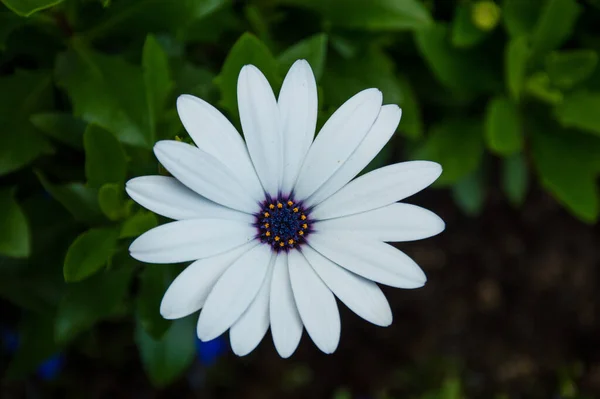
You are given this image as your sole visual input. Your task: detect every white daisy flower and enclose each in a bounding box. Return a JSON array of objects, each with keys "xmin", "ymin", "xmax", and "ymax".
[{"xmin": 126, "ymin": 60, "xmax": 444, "ymax": 358}]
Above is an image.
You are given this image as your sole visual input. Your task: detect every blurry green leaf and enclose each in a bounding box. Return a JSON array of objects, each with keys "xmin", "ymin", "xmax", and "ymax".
[
  {"xmin": 484, "ymin": 96, "xmax": 523, "ymax": 155},
  {"xmin": 0, "ymin": 10, "xmax": 23, "ymax": 49},
  {"xmin": 0, "ymin": 70, "xmax": 53, "ymax": 176},
  {"xmin": 453, "ymin": 171, "xmax": 486, "ymax": 217},
  {"xmin": 282, "ymin": 0, "xmax": 432, "ymax": 31},
  {"xmin": 99, "ymin": 183, "xmax": 128, "ymax": 221},
  {"xmin": 216, "ymin": 33, "xmax": 280, "ymax": 118},
  {"xmin": 416, "ymin": 118, "xmax": 484, "ymax": 186},
  {"xmin": 30, "ymin": 112, "xmax": 86, "ymax": 149},
  {"xmin": 502, "ymin": 153, "xmax": 529, "ymax": 206},
  {"xmin": 502, "ymin": 0, "xmax": 545, "ymax": 37},
  {"xmin": 396, "ymin": 75, "xmax": 423, "ymax": 139},
  {"xmin": 1, "ymin": 0, "xmax": 63, "ymax": 17},
  {"xmin": 136, "ymin": 265, "xmax": 171, "ymax": 339},
  {"xmin": 554, "ymin": 91, "xmax": 600, "ymax": 137},
  {"xmin": 505, "ymin": 36, "xmax": 529, "ymax": 101},
  {"xmin": 174, "ymin": 63, "xmax": 216, "ymax": 99},
  {"xmin": 120, "ymin": 210, "xmax": 158, "ymax": 239},
  {"xmin": 143, "ymin": 34, "xmax": 173, "ymax": 142},
  {"xmin": 332, "ymin": 388, "xmax": 352, "ymax": 399},
  {"xmin": 440, "ymin": 377, "xmax": 463, "ymax": 399},
  {"xmin": 278, "ymin": 33, "xmax": 328, "ymax": 80},
  {"xmin": 546, "ymin": 50, "xmax": 598, "ymax": 89},
  {"xmin": 56, "ymin": 44, "xmax": 152, "ymax": 148},
  {"xmin": 526, "ymin": 72, "xmax": 563, "ymax": 104},
  {"xmin": 0, "ymin": 188, "xmax": 30, "ymax": 258},
  {"xmin": 55, "ymin": 268, "xmax": 132, "ymax": 343},
  {"xmin": 84, "ymin": 125, "xmax": 127, "ymax": 188},
  {"xmin": 0, "ymin": 271, "xmax": 63, "ymax": 313},
  {"xmin": 530, "ymin": 0, "xmax": 581, "ymax": 62},
  {"xmin": 63, "ymin": 227, "xmax": 119, "ymax": 282},
  {"xmin": 451, "ymin": 4, "xmax": 488, "ymax": 48},
  {"xmin": 136, "ymin": 316, "xmax": 196, "ymax": 387}
]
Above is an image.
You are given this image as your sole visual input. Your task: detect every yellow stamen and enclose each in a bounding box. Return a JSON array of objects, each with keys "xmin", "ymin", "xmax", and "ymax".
[
  {"xmin": 264, "ymin": 223, "xmax": 269, "ymax": 228},
  {"xmin": 264, "ymin": 212, "xmax": 270, "ymax": 217},
  {"xmin": 302, "ymin": 223, "xmax": 308, "ymax": 229},
  {"xmin": 269, "ymin": 204, "xmax": 275, "ymax": 210},
  {"xmin": 265, "ymin": 231, "xmax": 271, "ymax": 237},
  {"xmin": 293, "ymin": 207, "xmax": 299, "ymax": 213},
  {"xmin": 279, "ymin": 242, "xmax": 285, "ymax": 247},
  {"xmin": 298, "ymin": 231, "xmax": 304, "ymax": 236},
  {"xmin": 277, "ymin": 203, "xmax": 283, "ymax": 209},
  {"xmin": 288, "ymin": 239, "xmax": 294, "ymax": 245},
  {"xmin": 300, "ymin": 214, "xmax": 307, "ymax": 220},
  {"xmin": 287, "ymin": 200, "xmax": 293, "ymax": 206},
  {"xmin": 274, "ymin": 236, "xmax": 280, "ymax": 242}
]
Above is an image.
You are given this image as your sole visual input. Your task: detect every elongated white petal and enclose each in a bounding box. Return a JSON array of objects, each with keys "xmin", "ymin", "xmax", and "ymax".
[
  {"xmin": 312, "ymin": 161, "xmax": 442, "ymax": 220},
  {"xmin": 314, "ymin": 203, "xmax": 445, "ymax": 242},
  {"xmin": 197, "ymin": 244, "xmax": 273, "ymax": 341},
  {"xmin": 288, "ymin": 250, "xmax": 340, "ymax": 354},
  {"xmin": 160, "ymin": 243, "xmax": 256, "ymax": 319},
  {"xmin": 306, "ymin": 105, "xmax": 401, "ymax": 207},
  {"xmin": 279, "ymin": 60, "xmax": 318, "ymax": 196},
  {"xmin": 230, "ymin": 259, "xmax": 274, "ymax": 356},
  {"xmin": 126, "ymin": 176, "xmax": 253, "ymax": 222},
  {"xmin": 238, "ymin": 65, "xmax": 282, "ymax": 196},
  {"xmin": 270, "ymin": 252, "xmax": 303, "ymax": 358},
  {"xmin": 176, "ymin": 95, "xmax": 264, "ymax": 200},
  {"xmin": 129, "ymin": 219, "xmax": 256, "ymax": 264},
  {"xmin": 301, "ymin": 246, "xmax": 392, "ymax": 326},
  {"xmin": 308, "ymin": 232, "xmax": 426, "ymax": 288},
  {"xmin": 154, "ymin": 140, "xmax": 261, "ymax": 214},
  {"xmin": 293, "ymin": 89, "xmax": 382, "ymax": 200}
]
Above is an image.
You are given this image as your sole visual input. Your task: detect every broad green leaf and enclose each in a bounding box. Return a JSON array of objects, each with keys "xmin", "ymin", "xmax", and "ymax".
[
  {"xmin": 530, "ymin": 0, "xmax": 581, "ymax": 62},
  {"xmin": 278, "ymin": 33, "xmax": 328, "ymax": 80},
  {"xmin": 554, "ymin": 91, "xmax": 600, "ymax": 137},
  {"xmin": 30, "ymin": 112, "xmax": 86, "ymax": 149},
  {"xmin": 216, "ymin": 33, "xmax": 280, "ymax": 118},
  {"xmin": 452, "ymin": 171, "xmax": 486, "ymax": 216},
  {"xmin": 120, "ymin": 210, "xmax": 158, "ymax": 239},
  {"xmin": 0, "ymin": 272, "xmax": 63, "ymax": 313},
  {"xmin": 1, "ymin": 0, "xmax": 63, "ymax": 17},
  {"xmin": 545, "ymin": 50, "xmax": 598, "ymax": 89},
  {"xmin": 502, "ymin": 0, "xmax": 545, "ymax": 37},
  {"xmin": 502, "ymin": 153, "xmax": 528, "ymax": 206},
  {"xmin": 505, "ymin": 36, "xmax": 529, "ymax": 101},
  {"xmin": 98, "ymin": 183, "xmax": 128, "ymax": 221},
  {"xmin": 526, "ymin": 72, "xmax": 563, "ymax": 104},
  {"xmin": 136, "ymin": 316, "xmax": 196, "ymax": 387},
  {"xmin": 0, "ymin": 70, "xmax": 53, "ymax": 176},
  {"xmin": 55, "ymin": 268, "xmax": 133, "ymax": 343},
  {"xmin": 451, "ymin": 4, "xmax": 488, "ymax": 48},
  {"xmin": 136, "ymin": 265, "xmax": 172, "ymax": 339},
  {"xmin": 143, "ymin": 35, "xmax": 173, "ymax": 142},
  {"xmin": 55, "ymin": 44, "xmax": 152, "ymax": 148},
  {"xmin": 0, "ymin": 188, "xmax": 30, "ymax": 258},
  {"xmin": 484, "ymin": 96, "xmax": 523, "ymax": 155},
  {"xmin": 63, "ymin": 227, "xmax": 119, "ymax": 282},
  {"xmin": 282, "ymin": 0, "xmax": 432, "ymax": 31},
  {"xmin": 415, "ymin": 118, "xmax": 484, "ymax": 186},
  {"xmin": 396, "ymin": 75, "xmax": 423, "ymax": 140},
  {"xmin": 84, "ymin": 125, "xmax": 127, "ymax": 188},
  {"xmin": 0, "ymin": 10, "xmax": 23, "ymax": 49}
]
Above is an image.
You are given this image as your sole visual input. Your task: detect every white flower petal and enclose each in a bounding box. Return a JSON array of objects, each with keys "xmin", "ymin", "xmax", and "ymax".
[
  {"xmin": 288, "ymin": 250, "xmax": 340, "ymax": 354},
  {"xmin": 160, "ymin": 243, "xmax": 256, "ymax": 319},
  {"xmin": 308, "ymin": 232, "xmax": 426, "ymax": 288},
  {"xmin": 126, "ymin": 176, "xmax": 253, "ymax": 222},
  {"xmin": 301, "ymin": 245, "xmax": 392, "ymax": 327},
  {"xmin": 314, "ymin": 203, "xmax": 445, "ymax": 242},
  {"xmin": 238, "ymin": 65, "xmax": 282, "ymax": 196},
  {"xmin": 293, "ymin": 88, "xmax": 383, "ymax": 200},
  {"xmin": 197, "ymin": 244, "xmax": 273, "ymax": 341},
  {"xmin": 306, "ymin": 105, "xmax": 401, "ymax": 207},
  {"xmin": 129, "ymin": 219, "xmax": 256, "ymax": 264},
  {"xmin": 312, "ymin": 161, "xmax": 442, "ymax": 220},
  {"xmin": 176, "ymin": 95, "xmax": 264, "ymax": 200},
  {"xmin": 279, "ymin": 60, "xmax": 318, "ymax": 196},
  {"xmin": 229, "ymin": 259, "xmax": 274, "ymax": 356},
  {"xmin": 154, "ymin": 140, "xmax": 260, "ymax": 214},
  {"xmin": 270, "ymin": 252, "xmax": 303, "ymax": 358}
]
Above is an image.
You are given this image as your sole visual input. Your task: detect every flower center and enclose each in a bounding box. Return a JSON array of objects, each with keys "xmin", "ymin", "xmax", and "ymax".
[{"xmin": 255, "ymin": 197, "xmax": 311, "ymax": 251}]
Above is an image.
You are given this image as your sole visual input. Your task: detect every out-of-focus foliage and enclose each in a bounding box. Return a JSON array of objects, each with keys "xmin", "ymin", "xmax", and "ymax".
[{"xmin": 0, "ymin": 0, "xmax": 599, "ymax": 390}]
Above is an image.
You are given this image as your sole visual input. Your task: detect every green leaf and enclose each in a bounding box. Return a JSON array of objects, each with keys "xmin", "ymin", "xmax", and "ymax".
[
  {"xmin": 136, "ymin": 265, "xmax": 171, "ymax": 339},
  {"xmin": 84, "ymin": 125, "xmax": 127, "ymax": 188},
  {"xmin": 98, "ymin": 183, "xmax": 128, "ymax": 221},
  {"xmin": 120, "ymin": 210, "xmax": 158, "ymax": 239},
  {"xmin": 505, "ymin": 36, "xmax": 530, "ymax": 101},
  {"xmin": 216, "ymin": 33, "xmax": 280, "ymax": 119},
  {"xmin": 136, "ymin": 316, "xmax": 196, "ymax": 387},
  {"xmin": 63, "ymin": 227, "xmax": 119, "ymax": 282},
  {"xmin": 55, "ymin": 268, "xmax": 133, "ymax": 343},
  {"xmin": 278, "ymin": 33, "xmax": 328, "ymax": 80},
  {"xmin": 143, "ymin": 34, "xmax": 173, "ymax": 142},
  {"xmin": 452, "ymin": 171, "xmax": 486, "ymax": 217},
  {"xmin": 502, "ymin": 153, "xmax": 529, "ymax": 206},
  {"xmin": 451, "ymin": 4, "xmax": 488, "ymax": 48},
  {"xmin": 415, "ymin": 118, "xmax": 484, "ymax": 186},
  {"xmin": 282, "ymin": 0, "xmax": 432, "ymax": 31},
  {"xmin": 554, "ymin": 91, "xmax": 600, "ymax": 137},
  {"xmin": 0, "ymin": 10, "xmax": 24, "ymax": 49},
  {"xmin": 1, "ymin": 0, "xmax": 63, "ymax": 17},
  {"xmin": 530, "ymin": 0, "xmax": 581, "ymax": 62},
  {"xmin": 396, "ymin": 75, "xmax": 424, "ymax": 140},
  {"xmin": 0, "ymin": 188, "xmax": 30, "ymax": 258},
  {"xmin": 55, "ymin": 44, "xmax": 152, "ymax": 148},
  {"xmin": 545, "ymin": 50, "xmax": 598, "ymax": 89},
  {"xmin": 502, "ymin": 0, "xmax": 545, "ymax": 37},
  {"xmin": 484, "ymin": 96, "xmax": 523, "ymax": 155},
  {"xmin": 30, "ymin": 112, "xmax": 86, "ymax": 149},
  {"xmin": 526, "ymin": 72, "xmax": 563, "ymax": 104}
]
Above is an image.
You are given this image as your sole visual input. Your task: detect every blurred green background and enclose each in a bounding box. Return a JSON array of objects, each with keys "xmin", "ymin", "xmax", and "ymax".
[{"xmin": 1, "ymin": 0, "xmax": 600, "ymax": 397}]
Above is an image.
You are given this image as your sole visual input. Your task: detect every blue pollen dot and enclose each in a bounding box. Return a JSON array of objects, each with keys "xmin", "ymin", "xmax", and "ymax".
[{"xmin": 255, "ymin": 196, "xmax": 310, "ymax": 251}]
